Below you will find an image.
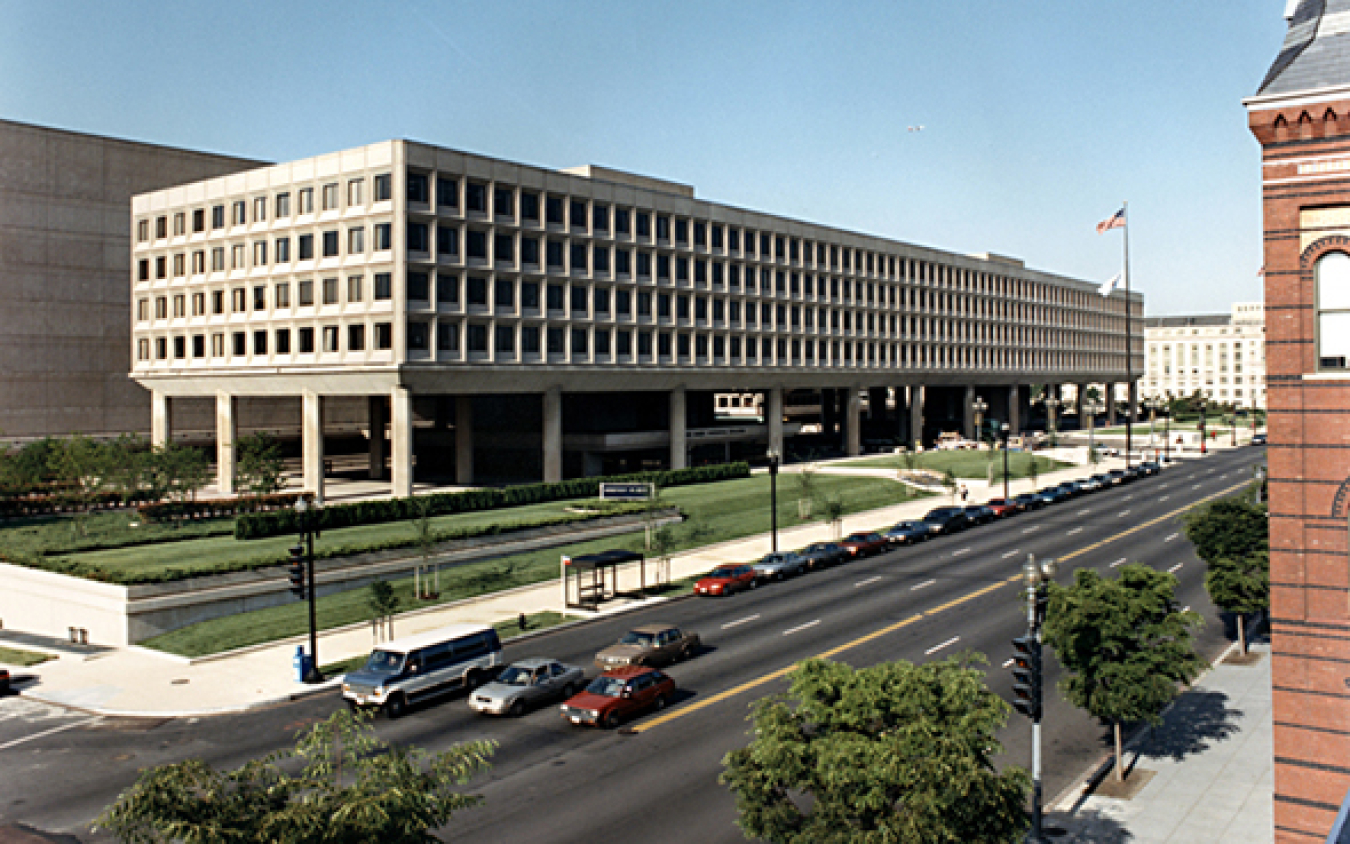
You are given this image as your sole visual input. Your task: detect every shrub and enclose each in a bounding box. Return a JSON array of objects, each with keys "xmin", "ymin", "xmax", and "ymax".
[{"xmin": 139, "ymin": 492, "xmax": 299, "ymax": 524}]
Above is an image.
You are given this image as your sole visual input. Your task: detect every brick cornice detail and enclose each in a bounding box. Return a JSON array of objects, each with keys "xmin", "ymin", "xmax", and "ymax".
[{"xmin": 1300, "ymin": 235, "xmax": 1350, "ymax": 270}]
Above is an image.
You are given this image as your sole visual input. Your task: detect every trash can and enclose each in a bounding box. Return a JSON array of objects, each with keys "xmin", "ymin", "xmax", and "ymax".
[{"xmin": 293, "ymin": 646, "xmax": 308, "ymax": 682}]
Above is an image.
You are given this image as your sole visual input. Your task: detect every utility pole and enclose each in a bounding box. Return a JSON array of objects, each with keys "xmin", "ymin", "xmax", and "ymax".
[{"xmin": 1012, "ymin": 554, "xmax": 1056, "ymax": 843}]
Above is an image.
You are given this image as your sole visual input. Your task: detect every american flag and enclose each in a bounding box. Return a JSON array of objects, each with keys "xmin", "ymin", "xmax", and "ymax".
[{"xmin": 1096, "ymin": 208, "xmax": 1126, "ymax": 234}]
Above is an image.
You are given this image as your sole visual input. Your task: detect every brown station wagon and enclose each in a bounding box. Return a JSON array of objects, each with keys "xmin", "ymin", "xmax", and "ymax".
[{"xmin": 594, "ymin": 623, "xmax": 700, "ymax": 670}]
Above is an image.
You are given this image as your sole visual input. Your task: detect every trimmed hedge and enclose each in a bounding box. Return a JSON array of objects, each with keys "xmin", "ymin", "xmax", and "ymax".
[
  {"xmin": 0, "ymin": 490, "xmax": 152, "ymax": 520},
  {"xmin": 234, "ymin": 462, "xmax": 748, "ymax": 540},
  {"xmin": 138, "ymin": 493, "xmax": 300, "ymax": 523}
]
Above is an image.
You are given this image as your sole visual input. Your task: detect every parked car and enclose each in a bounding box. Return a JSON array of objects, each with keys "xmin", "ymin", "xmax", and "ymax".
[
  {"xmin": 963, "ymin": 504, "xmax": 997, "ymax": 525},
  {"xmin": 1138, "ymin": 460, "xmax": 1161, "ymax": 476},
  {"xmin": 920, "ymin": 507, "xmax": 969, "ymax": 535},
  {"xmin": 1123, "ymin": 465, "xmax": 1143, "ymax": 481},
  {"xmin": 985, "ymin": 497, "xmax": 1021, "ymax": 517},
  {"xmin": 1091, "ymin": 473, "xmax": 1115, "ymax": 488},
  {"xmin": 1068, "ymin": 480, "xmax": 1094, "ymax": 495},
  {"xmin": 1251, "ymin": 433, "xmax": 1268, "ymax": 446},
  {"xmin": 342, "ymin": 624, "xmax": 503, "ymax": 718},
  {"xmin": 1012, "ymin": 492, "xmax": 1044, "ymax": 510},
  {"xmin": 1052, "ymin": 482, "xmax": 1079, "ymax": 500},
  {"xmin": 753, "ymin": 551, "xmax": 810, "ymax": 581},
  {"xmin": 694, "ymin": 564, "xmax": 758, "ymax": 596},
  {"xmin": 840, "ymin": 532, "xmax": 890, "ymax": 557},
  {"xmin": 469, "ymin": 658, "xmax": 586, "ymax": 717},
  {"xmin": 884, "ymin": 520, "xmax": 930, "ymax": 545},
  {"xmin": 1036, "ymin": 487, "xmax": 1068, "ymax": 505},
  {"xmin": 560, "ymin": 665, "xmax": 676, "ymax": 728},
  {"xmin": 1080, "ymin": 476, "xmax": 1105, "ymax": 492},
  {"xmin": 595, "ymin": 624, "xmax": 700, "ymax": 670},
  {"xmin": 0, "ymin": 668, "xmax": 8, "ymax": 694},
  {"xmin": 1106, "ymin": 469, "xmax": 1129, "ymax": 485},
  {"xmin": 799, "ymin": 542, "xmax": 849, "ymax": 569}
]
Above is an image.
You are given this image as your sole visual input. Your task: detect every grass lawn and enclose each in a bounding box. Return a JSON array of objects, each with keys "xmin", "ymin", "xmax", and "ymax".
[
  {"xmin": 142, "ymin": 474, "xmax": 923, "ymax": 657},
  {"xmin": 0, "ymin": 645, "xmax": 56, "ymax": 666},
  {"xmin": 838, "ymin": 451, "xmax": 1067, "ymax": 480},
  {"xmin": 0, "ymin": 510, "xmax": 234, "ymax": 562}
]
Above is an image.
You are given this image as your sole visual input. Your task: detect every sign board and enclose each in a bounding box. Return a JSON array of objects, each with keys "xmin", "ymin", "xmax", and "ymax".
[{"xmin": 600, "ymin": 482, "xmax": 654, "ymax": 501}]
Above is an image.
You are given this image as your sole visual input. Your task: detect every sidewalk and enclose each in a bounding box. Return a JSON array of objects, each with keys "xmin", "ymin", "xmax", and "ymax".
[{"xmin": 1049, "ymin": 640, "xmax": 1273, "ymax": 844}]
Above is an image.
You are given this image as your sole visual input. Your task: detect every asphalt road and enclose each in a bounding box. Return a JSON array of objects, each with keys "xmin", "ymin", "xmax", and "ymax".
[{"xmin": 0, "ymin": 447, "xmax": 1264, "ymax": 843}]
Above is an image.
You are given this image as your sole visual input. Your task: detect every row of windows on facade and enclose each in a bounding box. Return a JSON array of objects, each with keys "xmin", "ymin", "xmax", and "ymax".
[
  {"xmin": 136, "ymin": 323, "xmax": 1105, "ymax": 372},
  {"xmin": 136, "ymin": 226, "xmax": 392, "ymax": 279},
  {"xmin": 1144, "ymin": 381, "xmax": 1260, "ymax": 401},
  {"xmin": 139, "ymin": 171, "xmax": 1115, "ymax": 315},
  {"xmin": 134, "ymin": 274, "xmax": 1120, "ymax": 351},
  {"xmin": 136, "ymin": 175, "xmax": 397, "ymax": 243}
]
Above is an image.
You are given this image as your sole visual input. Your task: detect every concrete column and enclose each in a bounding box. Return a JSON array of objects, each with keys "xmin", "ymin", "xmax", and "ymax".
[
  {"xmin": 1105, "ymin": 383, "xmax": 1117, "ymax": 424},
  {"xmin": 845, "ymin": 386, "xmax": 862, "ymax": 456},
  {"xmin": 455, "ymin": 395, "xmax": 474, "ymax": 486},
  {"xmin": 216, "ymin": 391, "xmax": 237, "ymax": 496},
  {"xmin": 868, "ymin": 387, "xmax": 888, "ymax": 422},
  {"xmin": 669, "ymin": 386, "xmax": 687, "ymax": 470},
  {"xmin": 896, "ymin": 387, "xmax": 909, "ymax": 442},
  {"xmin": 302, "ymin": 391, "xmax": 325, "ymax": 504},
  {"xmin": 963, "ymin": 385, "xmax": 977, "ymax": 439},
  {"xmin": 367, "ymin": 396, "xmax": 387, "ymax": 480},
  {"xmin": 543, "ymin": 388, "xmax": 562, "ymax": 483},
  {"xmin": 821, "ymin": 388, "xmax": 837, "ymax": 437},
  {"xmin": 766, "ymin": 387, "xmax": 784, "ymax": 458},
  {"xmin": 1077, "ymin": 384, "xmax": 1089, "ymax": 416},
  {"xmin": 150, "ymin": 391, "xmax": 171, "ymax": 447},
  {"xmin": 391, "ymin": 387, "xmax": 414, "ymax": 498},
  {"xmin": 910, "ymin": 386, "xmax": 925, "ymax": 449},
  {"xmin": 1008, "ymin": 385, "xmax": 1021, "ymax": 435}
]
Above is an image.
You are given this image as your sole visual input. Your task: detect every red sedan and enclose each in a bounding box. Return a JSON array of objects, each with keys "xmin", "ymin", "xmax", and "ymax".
[
  {"xmin": 985, "ymin": 498, "xmax": 1021, "ymax": 517},
  {"xmin": 840, "ymin": 532, "xmax": 889, "ymax": 558},
  {"xmin": 694, "ymin": 564, "xmax": 758, "ymax": 596},
  {"xmin": 560, "ymin": 665, "xmax": 676, "ymax": 728}
]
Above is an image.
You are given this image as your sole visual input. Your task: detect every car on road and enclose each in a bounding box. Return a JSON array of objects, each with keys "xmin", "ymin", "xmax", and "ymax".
[
  {"xmin": 1091, "ymin": 473, "xmax": 1115, "ymax": 488},
  {"xmin": 985, "ymin": 497, "xmax": 1021, "ymax": 517},
  {"xmin": 1012, "ymin": 492, "xmax": 1044, "ymax": 510},
  {"xmin": 694, "ymin": 564, "xmax": 758, "ymax": 596},
  {"xmin": 469, "ymin": 658, "xmax": 586, "ymax": 717},
  {"xmin": 0, "ymin": 668, "xmax": 8, "ymax": 694},
  {"xmin": 920, "ymin": 506, "xmax": 969, "ymax": 535},
  {"xmin": 1035, "ymin": 486, "xmax": 1069, "ymax": 505},
  {"xmin": 560, "ymin": 665, "xmax": 676, "ymax": 728},
  {"xmin": 1106, "ymin": 469, "xmax": 1130, "ymax": 485},
  {"xmin": 1080, "ymin": 476, "xmax": 1105, "ymax": 491},
  {"xmin": 799, "ymin": 542, "xmax": 849, "ymax": 569},
  {"xmin": 1068, "ymin": 480, "xmax": 1094, "ymax": 495},
  {"xmin": 840, "ymin": 532, "xmax": 891, "ymax": 557},
  {"xmin": 752, "ymin": 551, "xmax": 810, "ymax": 581},
  {"xmin": 342, "ymin": 623, "xmax": 503, "ymax": 718},
  {"xmin": 595, "ymin": 624, "xmax": 700, "ymax": 670},
  {"xmin": 963, "ymin": 504, "xmax": 997, "ymax": 525},
  {"xmin": 884, "ymin": 520, "xmax": 930, "ymax": 545},
  {"xmin": 1251, "ymin": 433, "xmax": 1268, "ymax": 446},
  {"xmin": 1052, "ymin": 482, "xmax": 1080, "ymax": 499},
  {"xmin": 1138, "ymin": 461, "xmax": 1161, "ymax": 476}
]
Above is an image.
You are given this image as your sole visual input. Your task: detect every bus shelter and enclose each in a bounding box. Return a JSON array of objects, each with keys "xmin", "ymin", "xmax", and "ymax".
[{"xmin": 561, "ymin": 549, "xmax": 649, "ymax": 610}]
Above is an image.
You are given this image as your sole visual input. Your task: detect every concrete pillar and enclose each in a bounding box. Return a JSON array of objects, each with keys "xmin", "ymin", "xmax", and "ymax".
[
  {"xmin": 1077, "ymin": 383, "xmax": 1089, "ymax": 417},
  {"xmin": 302, "ymin": 391, "xmax": 325, "ymax": 503},
  {"xmin": 150, "ymin": 391, "xmax": 171, "ymax": 447},
  {"xmin": 455, "ymin": 395, "xmax": 474, "ymax": 486},
  {"xmin": 845, "ymin": 386, "xmax": 862, "ymax": 456},
  {"xmin": 963, "ymin": 385, "xmax": 977, "ymax": 439},
  {"xmin": 868, "ymin": 387, "xmax": 888, "ymax": 422},
  {"xmin": 1008, "ymin": 385, "xmax": 1021, "ymax": 435},
  {"xmin": 543, "ymin": 388, "xmax": 562, "ymax": 483},
  {"xmin": 391, "ymin": 387, "xmax": 414, "ymax": 498},
  {"xmin": 669, "ymin": 386, "xmax": 687, "ymax": 470},
  {"xmin": 910, "ymin": 386, "xmax": 925, "ymax": 449},
  {"xmin": 766, "ymin": 387, "xmax": 784, "ymax": 457},
  {"xmin": 368, "ymin": 396, "xmax": 387, "ymax": 480},
  {"xmin": 821, "ymin": 388, "xmax": 837, "ymax": 437},
  {"xmin": 216, "ymin": 391, "xmax": 237, "ymax": 496},
  {"xmin": 896, "ymin": 387, "xmax": 909, "ymax": 442},
  {"xmin": 1105, "ymin": 383, "xmax": 1117, "ymax": 424}
]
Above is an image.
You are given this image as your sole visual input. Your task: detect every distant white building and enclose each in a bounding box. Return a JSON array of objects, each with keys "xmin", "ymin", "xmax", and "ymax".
[{"xmin": 1143, "ymin": 302, "xmax": 1266, "ymax": 409}]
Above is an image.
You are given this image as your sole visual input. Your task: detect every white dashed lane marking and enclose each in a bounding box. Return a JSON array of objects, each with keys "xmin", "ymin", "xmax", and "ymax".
[
  {"xmin": 1118, "ymin": 510, "xmax": 1132, "ymax": 517},
  {"xmin": 910, "ymin": 579, "xmax": 937, "ymax": 591},
  {"xmin": 1165, "ymin": 533, "xmax": 1179, "ymax": 543},
  {"xmin": 854, "ymin": 577, "xmax": 882, "ymax": 588},
  {"xmin": 1110, "ymin": 558, "xmax": 1127, "ymax": 568},
  {"xmin": 1168, "ymin": 563, "xmax": 1184, "ymax": 574},
  {"xmin": 1022, "ymin": 525, "xmax": 1041, "ymax": 534},
  {"xmin": 1067, "ymin": 527, "xmax": 1083, "ymax": 535},
  {"xmin": 722, "ymin": 615, "xmax": 760, "ymax": 629},
  {"xmin": 1002, "ymin": 549, "xmax": 1021, "ymax": 559},
  {"xmin": 951, "ymin": 548, "xmax": 971, "ymax": 557},
  {"xmin": 0, "ymin": 717, "xmax": 102, "ymax": 751},
  {"xmin": 782, "ymin": 620, "xmax": 820, "ymax": 636},
  {"xmin": 925, "ymin": 637, "xmax": 960, "ymax": 656}
]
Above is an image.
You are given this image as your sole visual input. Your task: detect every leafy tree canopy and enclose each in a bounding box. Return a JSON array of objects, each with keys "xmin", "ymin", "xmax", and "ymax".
[
  {"xmin": 1205, "ymin": 548, "xmax": 1269, "ymax": 617},
  {"xmin": 1183, "ymin": 497, "xmax": 1268, "ymax": 568},
  {"xmin": 721, "ymin": 656, "xmax": 1030, "ymax": 844}
]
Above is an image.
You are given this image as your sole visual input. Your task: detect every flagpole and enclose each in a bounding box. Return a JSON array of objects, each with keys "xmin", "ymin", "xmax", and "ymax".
[{"xmin": 1123, "ymin": 200, "xmax": 1132, "ymax": 468}]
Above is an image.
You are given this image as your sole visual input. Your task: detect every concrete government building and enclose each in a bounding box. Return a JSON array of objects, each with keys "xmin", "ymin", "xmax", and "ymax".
[
  {"xmin": 1144, "ymin": 302, "xmax": 1267, "ymax": 409},
  {"xmin": 130, "ymin": 139, "xmax": 1143, "ymax": 500},
  {"xmin": 1248, "ymin": 0, "xmax": 1350, "ymax": 839}
]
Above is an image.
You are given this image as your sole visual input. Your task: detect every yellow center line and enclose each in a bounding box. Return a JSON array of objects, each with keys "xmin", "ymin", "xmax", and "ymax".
[{"xmin": 632, "ymin": 477, "xmax": 1252, "ymax": 733}]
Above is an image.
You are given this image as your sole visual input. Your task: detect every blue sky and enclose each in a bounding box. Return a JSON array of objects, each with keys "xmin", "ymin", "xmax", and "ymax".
[{"xmin": 1, "ymin": 1, "xmax": 1286, "ymax": 315}]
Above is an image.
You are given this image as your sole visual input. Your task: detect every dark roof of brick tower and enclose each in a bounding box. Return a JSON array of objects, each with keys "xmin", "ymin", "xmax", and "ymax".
[{"xmin": 1258, "ymin": 0, "xmax": 1350, "ymax": 96}]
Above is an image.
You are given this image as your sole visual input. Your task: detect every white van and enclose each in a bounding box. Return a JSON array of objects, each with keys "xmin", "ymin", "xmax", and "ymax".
[{"xmin": 341, "ymin": 623, "xmax": 503, "ymax": 717}]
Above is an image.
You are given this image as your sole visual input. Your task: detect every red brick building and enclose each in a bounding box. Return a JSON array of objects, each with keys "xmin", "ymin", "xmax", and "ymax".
[{"xmin": 1247, "ymin": 2, "xmax": 1350, "ymax": 840}]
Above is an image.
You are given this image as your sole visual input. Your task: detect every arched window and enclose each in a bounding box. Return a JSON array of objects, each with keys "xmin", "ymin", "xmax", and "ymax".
[{"xmin": 1317, "ymin": 250, "xmax": 1350, "ymax": 369}]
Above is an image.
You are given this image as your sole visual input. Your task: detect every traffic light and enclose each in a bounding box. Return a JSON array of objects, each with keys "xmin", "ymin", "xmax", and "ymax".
[
  {"xmin": 1033, "ymin": 585, "xmax": 1050, "ymax": 627},
  {"xmin": 288, "ymin": 543, "xmax": 307, "ymax": 599},
  {"xmin": 1010, "ymin": 636, "xmax": 1042, "ymax": 720}
]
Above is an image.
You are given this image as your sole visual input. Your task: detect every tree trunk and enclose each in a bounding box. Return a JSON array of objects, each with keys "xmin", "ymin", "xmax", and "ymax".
[
  {"xmin": 1238, "ymin": 613, "xmax": 1248, "ymax": 656},
  {"xmin": 414, "ymin": 566, "xmax": 420, "ymax": 600},
  {"xmin": 1114, "ymin": 721, "xmax": 1124, "ymax": 782}
]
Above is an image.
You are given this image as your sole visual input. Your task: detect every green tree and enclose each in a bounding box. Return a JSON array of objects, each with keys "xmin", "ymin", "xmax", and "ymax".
[
  {"xmin": 794, "ymin": 463, "xmax": 817, "ymax": 519},
  {"xmin": 236, "ymin": 432, "xmax": 286, "ymax": 499},
  {"xmin": 942, "ymin": 469, "xmax": 959, "ymax": 504},
  {"xmin": 53, "ymin": 435, "xmax": 115, "ymax": 534},
  {"xmin": 411, "ymin": 497, "xmax": 438, "ymax": 599},
  {"xmin": 1184, "ymin": 496, "xmax": 1270, "ymax": 655},
  {"xmin": 820, "ymin": 495, "xmax": 845, "ymax": 539},
  {"xmin": 1026, "ymin": 454, "xmax": 1040, "ymax": 488},
  {"xmin": 95, "ymin": 707, "xmax": 494, "ymax": 843},
  {"xmin": 368, "ymin": 580, "xmax": 401, "ymax": 642},
  {"xmin": 721, "ymin": 656, "xmax": 1030, "ymax": 844},
  {"xmin": 1042, "ymin": 564, "xmax": 1206, "ymax": 782}
]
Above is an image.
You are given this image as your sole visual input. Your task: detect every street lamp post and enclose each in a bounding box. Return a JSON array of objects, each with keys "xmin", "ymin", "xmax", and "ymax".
[
  {"xmin": 1199, "ymin": 402, "xmax": 1208, "ymax": 456},
  {"xmin": 1001, "ymin": 422, "xmax": 1011, "ymax": 501},
  {"xmin": 767, "ymin": 449, "xmax": 780, "ymax": 554},
  {"xmin": 293, "ymin": 496, "xmax": 323, "ymax": 684},
  {"xmin": 1163, "ymin": 403, "xmax": 1172, "ymax": 463},
  {"xmin": 1083, "ymin": 399, "xmax": 1102, "ymax": 464},
  {"xmin": 1011, "ymin": 554, "xmax": 1058, "ymax": 844},
  {"xmin": 1044, "ymin": 395, "xmax": 1060, "ymax": 447},
  {"xmin": 972, "ymin": 396, "xmax": 988, "ymax": 446},
  {"xmin": 1230, "ymin": 416, "xmax": 1237, "ymax": 447}
]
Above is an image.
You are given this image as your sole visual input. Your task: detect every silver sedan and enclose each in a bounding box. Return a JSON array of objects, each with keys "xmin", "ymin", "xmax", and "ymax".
[
  {"xmin": 468, "ymin": 658, "xmax": 586, "ymax": 717},
  {"xmin": 752, "ymin": 551, "xmax": 809, "ymax": 581}
]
